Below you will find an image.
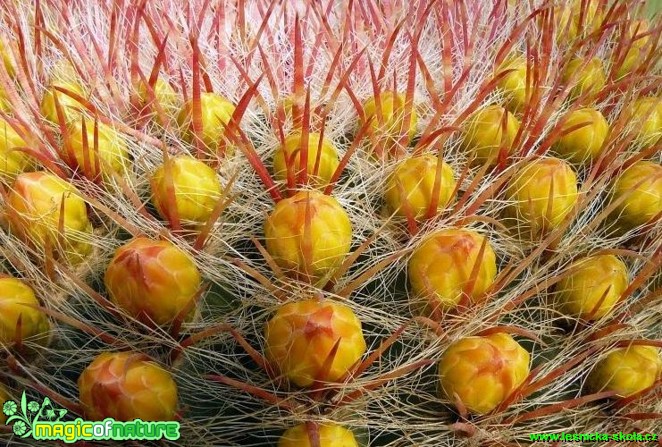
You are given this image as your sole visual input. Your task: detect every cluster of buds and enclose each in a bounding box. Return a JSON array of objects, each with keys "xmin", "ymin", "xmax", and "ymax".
[
  {"xmin": 460, "ymin": 105, "xmax": 520, "ymax": 166},
  {"xmin": 5, "ymin": 172, "xmax": 93, "ymax": 265},
  {"xmin": 0, "ymin": 276, "xmax": 50, "ymax": 348},
  {"xmin": 264, "ymin": 299, "xmax": 366, "ymax": 388},
  {"xmin": 554, "ymin": 108, "xmax": 609, "ymax": 165},
  {"xmin": 272, "ymin": 132, "xmax": 340, "ymax": 187},
  {"xmin": 504, "ymin": 157, "xmax": 579, "ymax": 239},
  {"xmin": 78, "ymin": 351, "xmax": 178, "ymax": 421},
  {"xmin": 264, "ymin": 190, "xmax": 352, "ymax": 283},
  {"xmin": 587, "ymin": 346, "xmax": 661, "ymax": 398},
  {"xmin": 150, "ymin": 154, "xmax": 223, "ymax": 226},
  {"xmin": 177, "ymin": 92, "xmax": 236, "ymax": 155},
  {"xmin": 279, "ymin": 423, "xmax": 359, "ymax": 447},
  {"xmin": 384, "ymin": 154, "xmax": 457, "ymax": 220},
  {"xmin": 608, "ymin": 161, "xmax": 661, "ymax": 233},
  {"xmin": 408, "ymin": 229, "xmax": 497, "ymax": 312},
  {"xmin": 554, "ymin": 254, "xmax": 628, "ymax": 320},
  {"xmin": 64, "ymin": 117, "xmax": 129, "ymax": 181},
  {"xmin": 438, "ymin": 333, "xmax": 530, "ymax": 414},
  {"xmin": 0, "ymin": 118, "xmax": 34, "ymax": 181},
  {"xmin": 104, "ymin": 238, "xmax": 201, "ymax": 326}
]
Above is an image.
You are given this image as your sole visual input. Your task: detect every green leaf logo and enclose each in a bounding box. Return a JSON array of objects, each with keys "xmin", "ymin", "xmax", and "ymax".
[{"xmin": 2, "ymin": 391, "xmax": 68, "ymax": 438}]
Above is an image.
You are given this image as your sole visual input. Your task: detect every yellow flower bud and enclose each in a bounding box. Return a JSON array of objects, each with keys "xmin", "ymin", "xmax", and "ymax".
[
  {"xmin": 587, "ymin": 346, "xmax": 661, "ymax": 398},
  {"xmin": 78, "ymin": 351, "xmax": 178, "ymax": 421},
  {"xmin": 626, "ymin": 19, "xmax": 650, "ymax": 48},
  {"xmin": 6, "ymin": 172, "xmax": 93, "ymax": 264},
  {"xmin": 361, "ymin": 91, "xmax": 417, "ymax": 144},
  {"xmin": 265, "ymin": 191, "xmax": 352, "ymax": 282},
  {"xmin": 0, "ymin": 276, "xmax": 50, "ymax": 347},
  {"xmin": 622, "ymin": 97, "xmax": 661, "ymax": 148},
  {"xmin": 408, "ymin": 229, "xmax": 497, "ymax": 311},
  {"xmin": 264, "ymin": 299, "xmax": 366, "ymax": 388},
  {"xmin": 40, "ymin": 81, "xmax": 86, "ymax": 124},
  {"xmin": 0, "ymin": 383, "xmax": 10, "ymax": 425},
  {"xmin": 136, "ymin": 78, "xmax": 179, "ymax": 112},
  {"xmin": 273, "ymin": 133, "xmax": 340, "ymax": 186},
  {"xmin": 64, "ymin": 117, "xmax": 129, "ymax": 180},
  {"xmin": 615, "ymin": 46, "xmax": 648, "ymax": 80},
  {"xmin": 554, "ymin": 0, "xmax": 602, "ymax": 41},
  {"xmin": 385, "ymin": 154, "xmax": 456, "ymax": 220},
  {"xmin": 555, "ymin": 255, "xmax": 628, "ymax": 320},
  {"xmin": 609, "ymin": 161, "xmax": 661, "ymax": 232},
  {"xmin": 554, "ymin": 108, "xmax": 609, "ymax": 165},
  {"xmin": 104, "ymin": 238, "xmax": 201, "ymax": 326},
  {"xmin": 151, "ymin": 155, "xmax": 222, "ymax": 225},
  {"xmin": 438, "ymin": 333, "xmax": 530, "ymax": 414},
  {"xmin": 505, "ymin": 158, "xmax": 578, "ymax": 238},
  {"xmin": 0, "ymin": 39, "xmax": 15, "ymax": 78},
  {"xmin": 562, "ymin": 58, "xmax": 606, "ymax": 100},
  {"xmin": 177, "ymin": 92, "xmax": 236, "ymax": 155},
  {"xmin": 279, "ymin": 423, "xmax": 359, "ymax": 447},
  {"xmin": 461, "ymin": 105, "xmax": 520, "ymax": 165},
  {"xmin": 0, "ymin": 118, "xmax": 33, "ymax": 181},
  {"xmin": 495, "ymin": 56, "xmax": 532, "ymax": 113}
]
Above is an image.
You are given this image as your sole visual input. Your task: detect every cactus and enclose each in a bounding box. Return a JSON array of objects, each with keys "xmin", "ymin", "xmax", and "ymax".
[{"xmin": 0, "ymin": 1, "xmax": 660, "ymax": 446}]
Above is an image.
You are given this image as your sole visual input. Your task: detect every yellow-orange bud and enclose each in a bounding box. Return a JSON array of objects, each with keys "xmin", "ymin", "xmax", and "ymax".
[
  {"xmin": 554, "ymin": 108, "xmax": 609, "ymax": 165},
  {"xmin": 264, "ymin": 299, "xmax": 366, "ymax": 388},
  {"xmin": 150, "ymin": 155, "xmax": 222, "ymax": 225},
  {"xmin": 495, "ymin": 56, "xmax": 532, "ymax": 113},
  {"xmin": 555, "ymin": 255, "xmax": 628, "ymax": 320},
  {"xmin": 622, "ymin": 97, "xmax": 661, "ymax": 148},
  {"xmin": 104, "ymin": 238, "xmax": 201, "ymax": 326},
  {"xmin": 505, "ymin": 158, "xmax": 578, "ymax": 238},
  {"xmin": 362, "ymin": 91, "xmax": 417, "ymax": 144},
  {"xmin": 6, "ymin": 171, "xmax": 93, "ymax": 264},
  {"xmin": 78, "ymin": 351, "xmax": 178, "ymax": 421},
  {"xmin": 0, "ymin": 118, "xmax": 33, "ymax": 181},
  {"xmin": 608, "ymin": 161, "xmax": 661, "ymax": 232},
  {"xmin": 408, "ymin": 229, "xmax": 497, "ymax": 311},
  {"xmin": 40, "ymin": 81, "xmax": 86, "ymax": 124},
  {"xmin": 136, "ymin": 78, "xmax": 179, "ymax": 113},
  {"xmin": 587, "ymin": 346, "xmax": 661, "ymax": 398},
  {"xmin": 385, "ymin": 154, "xmax": 456, "ymax": 220},
  {"xmin": 177, "ymin": 92, "xmax": 236, "ymax": 155},
  {"xmin": 438, "ymin": 333, "xmax": 530, "ymax": 414},
  {"xmin": 279, "ymin": 423, "xmax": 359, "ymax": 447},
  {"xmin": 562, "ymin": 58, "xmax": 606, "ymax": 100},
  {"xmin": 265, "ymin": 191, "xmax": 352, "ymax": 282},
  {"xmin": 273, "ymin": 133, "xmax": 340, "ymax": 186},
  {"xmin": 461, "ymin": 105, "xmax": 520, "ymax": 165},
  {"xmin": 0, "ymin": 276, "xmax": 50, "ymax": 347},
  {"xmin": 64, "ymin": 117, "xmax": 129, "ymax": 180}
]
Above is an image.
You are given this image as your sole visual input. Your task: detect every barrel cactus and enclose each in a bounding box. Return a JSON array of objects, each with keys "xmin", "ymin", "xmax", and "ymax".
[{"xmin": 0, "ymin": 1, "xmax": 660, "ymax": 446}]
